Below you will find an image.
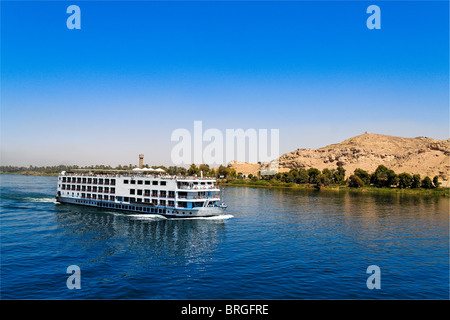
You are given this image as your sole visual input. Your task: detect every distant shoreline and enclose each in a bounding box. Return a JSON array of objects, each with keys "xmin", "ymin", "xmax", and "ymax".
[
  {"xmin": 0, "ymin": 172, "xmax": 59, "ymax": 176},
  {"xmin": 2, "ymin": 172, "xmax": 448, "ymax": 197},
  {"xmin": 219, "ymin": 180, "xmax": 449, "ymax": 197}
]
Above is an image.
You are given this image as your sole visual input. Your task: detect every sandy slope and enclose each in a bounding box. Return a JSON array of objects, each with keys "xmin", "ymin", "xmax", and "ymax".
[{"xmin": 228, "ymin": 133, "xmax": 450, "ymax": 187}]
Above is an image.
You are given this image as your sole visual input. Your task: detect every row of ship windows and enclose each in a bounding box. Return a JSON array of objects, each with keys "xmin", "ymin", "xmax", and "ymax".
[
  {"xmin": 73, "ymin": 201, "xmax": 197, "ymax": 215},
  {"xmin": 67, "ymin": 192, "xmax": 174, "ymax": 205},
  {"xmin": 61, "ymin": 185, "xmax": 115, "ymax": 193},
  {"xmin": 124, "ymin": 180, "xmax": 166, "ymax": 186},
  {"xmin": 129, "ymin": 189, "xmax": 174, "ymax": 197},
  {"xmin": 61, "ymin": 177, "xmax": 116, "ymax": 184}
]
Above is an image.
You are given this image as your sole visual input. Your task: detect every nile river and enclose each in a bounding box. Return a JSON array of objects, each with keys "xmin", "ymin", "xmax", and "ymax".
[{"xmin": 1, "ymin": 175, "xmax": 448, "ymax": 299}]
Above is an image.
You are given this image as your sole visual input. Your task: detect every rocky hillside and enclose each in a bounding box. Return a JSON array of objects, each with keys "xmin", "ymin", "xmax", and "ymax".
[{"xmin": 229, "ymin": 133, "xmax": 450, "ymax": 186}]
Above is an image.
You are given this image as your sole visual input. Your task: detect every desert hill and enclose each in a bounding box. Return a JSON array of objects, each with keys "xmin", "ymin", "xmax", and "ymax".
[{"xmin": 228, "ymin": 133, "xmax": 450, "ymax": 186}]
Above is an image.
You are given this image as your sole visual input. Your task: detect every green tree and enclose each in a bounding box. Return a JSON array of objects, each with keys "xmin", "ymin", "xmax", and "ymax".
[
  {"xmin": 296, "ymin": 168, "xmax": 309, "ymax": 184},
  {"xmin": 229, "ymin": 168, "xmax": 237, "ymax": 179},
  {"xmin": 421, "ymin": 176, "xmax": 433, "ymax": 189},
  {"xmin": 411, "ymin": 174, "xmax": 421, "ymax": 188},
  {"xmin": 188, "ymin": 164, "xmax": 199, "ymax": 175},
  {"xmin": 348, "ymin": 175, "xmax": 364, "ymax": 188},
  {"xmin": 307, "ymin": 168, "xmax": 321, "ymax": 184},
  {"xmin": 333, "ymin": 165, "xmax": 346, "ymax": 184},
  {"xmin": 433, "ymin": 176, "xmax": 441, "ymax": 188},
  {"xmin": 372, "ymin": 165, "xmax": 397, "ymax": 187},
  {"xmin": 317, "ymin": 173, "xmax": 331, "ymax": 187},
  {"xmin": 198, "ymin": 164, "xmax": 210, "ymax": 176},
  {"xmin": 280, "ymin": 172, "xmax": 294, "ymax": 183},
  {"xmin": 354, "ymin": 168, "xmax": 370, "ymax": 185},
  {"xmin": 387, "ymin": 169, "xmax": 399, "ymax": 187},
  {"xmin": 398, "ymin": 173, "xmax": 413, "ymax": 189},
  {"xmin": 217, "ymin": 165, "xmax": 229, "ymax": 178},
  {"xmin": 289, "ymin": 168, "xmax": 299, "ymax": 179},
  {"xmin": 322, "ymin": 168, "xmax": 334, "ymax": 184}
]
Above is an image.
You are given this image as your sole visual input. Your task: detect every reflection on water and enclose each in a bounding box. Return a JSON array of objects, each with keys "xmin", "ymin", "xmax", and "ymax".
[{"xmin": 53, "ymin": 204, "xmax": 229, "ymax": 279}]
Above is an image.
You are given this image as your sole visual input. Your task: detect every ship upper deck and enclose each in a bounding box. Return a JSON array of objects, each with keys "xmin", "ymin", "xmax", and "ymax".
[{"xmin": 59, "ymin": 170, "xmax": 217, "ymax": 183}]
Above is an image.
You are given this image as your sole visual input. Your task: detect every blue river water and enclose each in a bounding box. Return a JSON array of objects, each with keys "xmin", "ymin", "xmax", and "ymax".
[{"xmin": 1, "ymin": 175, "xmax": 448, "ymax": 299}]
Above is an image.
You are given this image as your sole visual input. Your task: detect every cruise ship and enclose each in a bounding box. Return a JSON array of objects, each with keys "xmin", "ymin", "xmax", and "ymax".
[{"xmin": 56, "ymin": 157, "xmax": 227, "ymax": 218}]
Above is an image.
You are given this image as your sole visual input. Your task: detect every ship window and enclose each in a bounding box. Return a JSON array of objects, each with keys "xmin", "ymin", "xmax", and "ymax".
[
  {"xmin": 130, "ymin": 180, "xmax": 136, "ymax": 184},
  {"xmin": 152, "ymin": 181, "xmax": 158, "ymax": 185},
  {"xmin": 130, "ymin": 189, "xmax": 135, "ymax": 195},
  {"xmin": 124, "ymin": 180, "xmax": 129, "ymax": 184},
  {"xmin": 137, "ymin": 190, "xmax": 142, "ymax": 195},
  {"xmin": 145, "ymin": 181, "xmax": 150, "ymax": 185},
  {"xmin": 138, "ymin": 180, "xmax": 143, "ymax": 184},
  {"xmin": 161, "ymin": 181, "xmax": 166, "ymax": 186}
]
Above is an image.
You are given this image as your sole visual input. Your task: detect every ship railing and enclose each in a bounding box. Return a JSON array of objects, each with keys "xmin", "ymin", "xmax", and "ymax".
[
  {"xmin": 177, "ymin": 195, "xmax": 220, "ymax": 200},
  {"xmin": 177, "ymin": 186, "xmax": 218, "ymax": 190},
  {"xmin": 60, "ymin": 171, "xmax": 218, "ymax": 182}
]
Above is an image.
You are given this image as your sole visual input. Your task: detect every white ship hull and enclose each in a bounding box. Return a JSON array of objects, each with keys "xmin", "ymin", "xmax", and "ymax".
[{"xmin": 56, "ymin": 196, "xmax": 226, "ymax": 218}]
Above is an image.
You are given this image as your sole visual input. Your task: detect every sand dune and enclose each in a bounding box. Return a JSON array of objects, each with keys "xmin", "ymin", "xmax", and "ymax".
[{"xmin": 228, "ymin": 132, "xmax": 450, "ymax": 187}]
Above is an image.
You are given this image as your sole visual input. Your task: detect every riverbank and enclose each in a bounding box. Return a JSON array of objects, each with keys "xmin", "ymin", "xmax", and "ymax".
[
  {"xmin": 2, "ymin": 172, "xmax": 448, "ymax": 196},
  {"xmin": 0, "ymin": 172, "xmax": 59, "ymax": 176},
  {"xmin": 219, "ymin": 179, "xmax": 450, "ymax": 196}
]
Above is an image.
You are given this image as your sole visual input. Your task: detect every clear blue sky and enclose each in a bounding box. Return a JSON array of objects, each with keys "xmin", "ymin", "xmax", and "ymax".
[{"xmin": 1, "ymin": 1, "xmax": 449, "ymax": 167}]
